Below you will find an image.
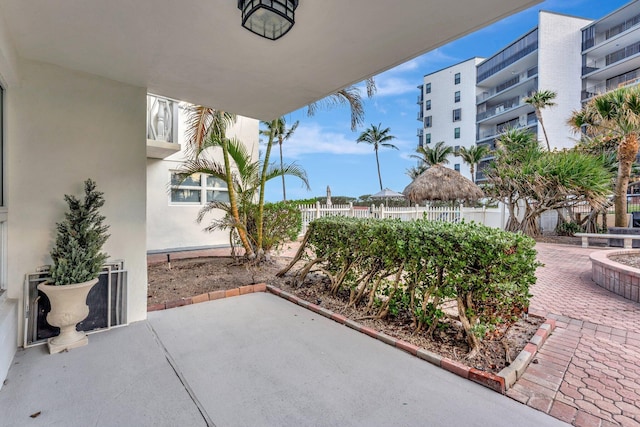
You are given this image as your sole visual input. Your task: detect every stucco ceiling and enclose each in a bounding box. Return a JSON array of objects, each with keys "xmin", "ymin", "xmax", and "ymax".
[{"xmin": 0, "ymin": 0, "xmax": 540, "ymax": 120}]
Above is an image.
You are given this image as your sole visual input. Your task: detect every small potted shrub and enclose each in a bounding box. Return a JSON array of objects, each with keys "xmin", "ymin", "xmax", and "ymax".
[{"xmin": 37, "ymin": 179, "xmax": 110, "ymax": 354}]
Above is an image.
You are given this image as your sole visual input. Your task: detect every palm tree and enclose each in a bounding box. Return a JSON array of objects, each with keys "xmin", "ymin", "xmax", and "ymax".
[
  {"xmin": 178, "ymin": 134, "xmax": 309, "ymax": 253},
  {"xmin": 410, "ymin": 141, "xmax": 453, "ymax": 166},
  {"xmin": 356, "ymin": 123, "xmax": 398, "ymax": 190},
  {"xmin": 525, "ymin": 90, "xmax": 557, "ymax": 151},
  {"xmin": 307, "ymin": 77, "xmax": 376, "ymax": 131},
  {"xmin": 569, "ymin": 86, "xmax": 640, "ymax": 227},
  {"xmin": 183, "ymin": 106, "xmax": 255, "ymax": 257},
  {"xmin": 261, "ymin": 118, "xmax": 299, "ymax": 201},
  {"xmin": 405, "ymin": 164, "xmax": 427, "ymax": 180},
  {"xmin": 459, "ymin": 145, "xmax": 491, "ymax": 183}
]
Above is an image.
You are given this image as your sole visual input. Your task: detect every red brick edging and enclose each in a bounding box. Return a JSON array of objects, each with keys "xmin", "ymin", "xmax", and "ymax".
[
  {"xmin": 147, "ymin": 283, "xmax": 267, "ymax": 312},
  {"xmin": 148, "ymin": 283, "xmax": 554, "ymax": 395}
]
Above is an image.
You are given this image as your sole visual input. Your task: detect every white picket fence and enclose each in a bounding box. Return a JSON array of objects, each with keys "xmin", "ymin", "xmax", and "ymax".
[{"xmin": 297, "ymin": 202, "xmax": 507, "ymax": 234}]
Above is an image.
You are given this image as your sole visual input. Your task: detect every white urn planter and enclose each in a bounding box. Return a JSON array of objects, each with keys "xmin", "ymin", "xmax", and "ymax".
[{"xmin": 37, "ymin": 278, "xmax": 98, "ymax": 354}]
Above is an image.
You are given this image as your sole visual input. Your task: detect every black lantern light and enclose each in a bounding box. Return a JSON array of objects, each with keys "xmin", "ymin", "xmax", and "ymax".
[{"xmin": 238, "ymin": 0, "xmax": 299, "ymax": 40}]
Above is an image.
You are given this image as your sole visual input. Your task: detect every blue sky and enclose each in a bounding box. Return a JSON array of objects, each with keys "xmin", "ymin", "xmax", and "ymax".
[{"xmin": 263, "ymin": 0, "xmax": 631, "ymax": 203}]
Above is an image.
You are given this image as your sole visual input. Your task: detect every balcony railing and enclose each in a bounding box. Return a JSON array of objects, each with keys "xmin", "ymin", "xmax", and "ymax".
[
  {"xmin": 582, "ymin": 67, "xmax": 640, "ymax": 100},
  {"xmin": 417, "ymin": 111, "xmax": 424, "ymax": 121},
  {"xmin": 477, "ymin": 29, "xmax": 538, "ymax": 83},
  {"xmin": 476, "ymin": 116, "xmax": 536, "ymax": 141},
  {"xmin": 147, "ymin": 94, "xmax": 179, "ymax": 143},
  {"xmin": 476, "ymin": 68, "xmax": 537, "ymax": 103},
  {"xmin": 583, "ymin": 40, "xmax": 640, "ymax": 75},
  {"xmin": 476, "ymin": 96, "xmax": 521, "ymax": 121},
  {"xmin": 604, "ymin": 12, "xmax": 640, "ymax": 42}
]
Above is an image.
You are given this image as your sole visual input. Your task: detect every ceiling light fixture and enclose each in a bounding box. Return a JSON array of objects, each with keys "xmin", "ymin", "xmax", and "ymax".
[{"xmin": 238, "ymin": 0, "xmax": 299, "ymax": 41}]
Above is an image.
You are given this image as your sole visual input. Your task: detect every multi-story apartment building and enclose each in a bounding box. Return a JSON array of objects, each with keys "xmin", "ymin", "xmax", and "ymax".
[
  {"xmin": 476, "ymin": 11, "xmax": 590, "ymax": 181},
  {"xmin": 418, "ymin": 58, "xmax": 484, "ymax": 181},
  {"xmin": 419, "ymin": 11, "xmax": 594, "ymax": 182},
  {"xmin": 581, "ymin": 1, "xmax": 640, "ymax": 103}
]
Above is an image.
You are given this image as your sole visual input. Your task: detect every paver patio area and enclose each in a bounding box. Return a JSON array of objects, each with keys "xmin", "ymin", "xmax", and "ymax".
[{"xmin": 511, "ymin": 243, "xmax": 640, "ymax": 427}]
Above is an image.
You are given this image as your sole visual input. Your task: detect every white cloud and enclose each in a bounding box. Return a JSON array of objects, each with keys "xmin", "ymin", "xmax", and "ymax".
[
  {"xmin": 374, "ymin": 77, "xmax": 419, "ymax": 97},
  {"xmin": 420, "ymin": 48, "xmax": 460, "ymax": 66},
  {"xmin": 282, "ymin": 123, "xmax": 371, "ymax": 158},
  {"xmin": 389, "ymin": 58, "xmax": 421, "ymax": 73},
  {"xmin": 281, "ymin": 124, "xmax": 416, "ymax": 159},
  {"xmin": 399, "ymin": 151, "xmax": 418, "ymax": 162}
]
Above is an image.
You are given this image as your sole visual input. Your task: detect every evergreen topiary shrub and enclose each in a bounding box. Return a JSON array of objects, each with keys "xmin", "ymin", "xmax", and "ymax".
[{"xmin": 49, "ymin": 179, "xmax": 110, "ymax": 285}]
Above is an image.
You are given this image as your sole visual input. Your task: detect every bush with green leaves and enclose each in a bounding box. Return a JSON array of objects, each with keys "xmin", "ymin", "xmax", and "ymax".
[
  {"xmin": 245, "ymin": 201, "xmax": 302, "ymax": 253},
  {"xmin": 555, "ymin": 221, "xmax": 582, "ymax": 236},
  {"xmin": 49, "ymin": 179, "xmax": 110, "ymax": 285},
  {"xmin": 282, "ymin": 217, "xmax": 539, "ymax": 356}
]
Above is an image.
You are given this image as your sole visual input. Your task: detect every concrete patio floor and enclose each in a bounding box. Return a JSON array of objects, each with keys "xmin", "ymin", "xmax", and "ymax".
[{"xmin": 0, "ymin": 293, "xmax": 566, "ymax": 427}]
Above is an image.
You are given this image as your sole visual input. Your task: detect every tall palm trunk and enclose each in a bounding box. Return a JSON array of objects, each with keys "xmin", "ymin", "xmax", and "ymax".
[
  {"xmin": 222, "ymin": 138, "xmax": 254, "ymax": 258},
  {"xmin": 470, "ymin": 164, "xmax": 476, "ymax": 183},
  {"xmin": 279, "ymin": 140, "xmax": 286, "ymax": 201},
  {"xmin": 375, "ymin": 149, "xmax": 383, "ymax": 190},
  {"xmin": 537, "ymin": 112, "xmax": 551, "ymax": 152},
  {"xmin": 257, "ymin": 122, "xmax": 277, "ymax": 256},
  {"xmin": 614, "ymin": 134, "xmax": 639, "ymax": 226}
]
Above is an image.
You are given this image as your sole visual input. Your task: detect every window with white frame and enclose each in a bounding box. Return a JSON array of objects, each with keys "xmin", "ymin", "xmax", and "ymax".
[
  {"xmin": 170, "ymin": 172, "xmax": 229, "ymax": 204},
  {"xmin": 452, "ymin": 108, "xmax": 461, "ymax": 122}
]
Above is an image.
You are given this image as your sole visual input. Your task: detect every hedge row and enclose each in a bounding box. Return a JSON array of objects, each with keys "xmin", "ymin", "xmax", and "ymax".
[{"xmin": 300, "ymin": 217, "xmax": 540, "ymax": 355}]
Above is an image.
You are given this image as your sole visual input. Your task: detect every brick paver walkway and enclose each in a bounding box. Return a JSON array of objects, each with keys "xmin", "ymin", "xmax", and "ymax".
[{"xmin": 509, "ymin": 243, "xmax": 640, "ymax": 427}]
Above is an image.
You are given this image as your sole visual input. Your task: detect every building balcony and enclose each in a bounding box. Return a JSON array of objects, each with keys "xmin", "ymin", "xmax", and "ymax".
[
  {"xmin": 476, "ymin": 95, "xmax": 524, "ymax": 121},
  {"xmin": 476, "ymin": 66, "xmax": 538, "ymax": 104},
  {"xmin": 583, "ymin": 10, "xmax": 640, "ymax": 51},
  {"xmin": 417, "ymin": 111, "xmax": 424, "ymax": 121},
  {"xmin": 476, "ymin": 117, "xmax": 537, "ymax": 143},
  {"xmin": 583, "ymin": 40, "xmax": 640, "ymax": 77},
  {"xmin": 147, "ymin": 94, "xmax": 181, "ymax": 159},
  {"xmin": 582, "ymin": 67, "xmax": 640, "ymax": 101}
]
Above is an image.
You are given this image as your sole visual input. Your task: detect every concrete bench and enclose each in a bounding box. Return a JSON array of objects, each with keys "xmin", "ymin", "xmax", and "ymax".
[{"xmin": 574, "ymin": 233, "xmax": 640, "ymax": 249}]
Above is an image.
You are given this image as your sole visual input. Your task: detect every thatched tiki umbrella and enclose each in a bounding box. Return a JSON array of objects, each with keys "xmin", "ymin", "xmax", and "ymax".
[{"xmin": 403, "ymin": 164, "xmax": 484, "ymax": 205}]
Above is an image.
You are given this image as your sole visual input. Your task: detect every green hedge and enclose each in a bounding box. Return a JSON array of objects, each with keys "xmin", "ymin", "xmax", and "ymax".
[{"xmin": 302, "ymin": 217, "xmax": 540, "ymax": 353}]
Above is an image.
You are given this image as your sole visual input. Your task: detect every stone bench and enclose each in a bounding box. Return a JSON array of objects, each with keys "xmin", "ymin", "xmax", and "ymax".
[{"xmin": 575, "ymin": 233, "xmax": 640, "ymax": 249}]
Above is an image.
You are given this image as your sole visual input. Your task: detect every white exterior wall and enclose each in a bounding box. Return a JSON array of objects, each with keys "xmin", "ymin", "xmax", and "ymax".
[
  {"xmin": 5, "ymin": 60, "xmax": 148, "ymax": 353},
  {"xmin": 538, "ymin": 11, "xmax": 592, "ymax": 150},
  {"xmin": 423, "ymin": 58, "xmax": 482, "ymax": 180},
  {"xmin": 0, "ymin": 10, "xmax": 18, "ymax": 390},
  {"xmin": 146, "ymin": 110, "xmax": 259, "ymax": 252}
]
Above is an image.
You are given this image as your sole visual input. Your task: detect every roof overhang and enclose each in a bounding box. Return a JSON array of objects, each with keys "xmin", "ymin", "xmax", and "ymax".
[{"xmin": 0, "ymin": 0, "xmax": 541, "ymax": 120}]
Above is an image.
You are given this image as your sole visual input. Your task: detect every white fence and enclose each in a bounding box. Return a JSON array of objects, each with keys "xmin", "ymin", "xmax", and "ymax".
[{"xmin": 298, "ymin": 202, "xmax": 506, "ymax": 234}]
